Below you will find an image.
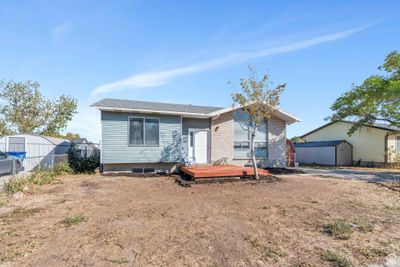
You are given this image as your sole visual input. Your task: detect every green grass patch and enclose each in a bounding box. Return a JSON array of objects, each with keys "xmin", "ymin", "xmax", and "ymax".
[
  {"xmin": 108, "ymin": 258, "xmax": 129, "ymax": 264},
  {"xmin": 62, "ymin": 214, "xmax": 88, "ymax": 227},
  {"xmin": 356, "ymin": 221, "xmax": 374, "ymax": 233},
  {"xmin": 323, "ymin": 220, "xmax": 352, "ymax": 240},
  {"xmin": 323, "ymin": 251, "xmax": 351, "ymax": 267}
]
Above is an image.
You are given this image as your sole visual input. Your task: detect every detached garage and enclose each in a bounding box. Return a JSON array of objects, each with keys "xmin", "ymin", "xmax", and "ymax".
[{"xmin": 294, "ymin": 140, "xmax": 352, "ymax": 166}]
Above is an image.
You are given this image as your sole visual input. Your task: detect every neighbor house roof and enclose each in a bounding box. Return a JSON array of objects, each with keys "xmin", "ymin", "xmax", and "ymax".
[
  {"xmin": 91, "ymin": 98, "xmax": 300, "ymax": 124},
  {"xmin": 42, "ymin": 136, "xmax": 69, "ymax": 145},
  {"xmin": 301, "ymin": 121, "xmax": 400, "ymax": 138},
  {"xmin": 71, "ymin": 138, "xmax": 88, "ymax": 144},
  {"xmin": 294, "ymin": 140, "xmax": 349, "ymax": 148}
]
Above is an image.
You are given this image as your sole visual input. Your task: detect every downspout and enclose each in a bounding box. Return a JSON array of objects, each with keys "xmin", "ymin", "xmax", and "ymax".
[{"xmin": 384, "ymin": 132, "xmax": 388, "ymax": 166}]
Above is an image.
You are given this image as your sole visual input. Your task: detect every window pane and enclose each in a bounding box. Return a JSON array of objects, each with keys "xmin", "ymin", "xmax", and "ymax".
[
  {"xmin": 145, "ymin": 118, "xmax": 159, "ymax": 146},
  {"xmin": 129, "ymin": 118, "xmax": 144, "ymax": 145},
  {"xmin": 234, "ymin": 141, "xmax": 241, "ymax": 148},
  {"xmin": 397, "ymin": 137, "xmax": 400, "ymax": 152},
  {"xmin": 255, "ymin": 121, "xmax": 267, "ymax": 141},
  {"xmin": 241, "ymin": 141, "xmax": 250, "ymax": 149},
  {"xmin": 190, "ymin": 132, "xmax": 194, "ymax": 148},
  {"xmin": 8, "ymin": 137, "xmax": 25, "ymax": 152}
]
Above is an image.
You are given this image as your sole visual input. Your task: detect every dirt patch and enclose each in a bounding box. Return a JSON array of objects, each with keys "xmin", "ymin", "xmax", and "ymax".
[{"xmin": 0, "ymin": 174, "xmax": 399, "ymax": 266}]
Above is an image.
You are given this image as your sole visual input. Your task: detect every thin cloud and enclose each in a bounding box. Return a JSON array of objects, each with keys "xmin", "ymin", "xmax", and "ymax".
[
  {"xmin": 92, "ymin": 24, "xmax": 372, "ymax": 96},
  {"xmin": 52, "ymin": 18, "xmax": 76, "ymax": 39}
]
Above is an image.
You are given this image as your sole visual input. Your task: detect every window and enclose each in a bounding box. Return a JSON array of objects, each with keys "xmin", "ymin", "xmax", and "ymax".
[
  {"xmin": 129, "ymin": 117, "xmax": 159, "ymax": 146},
  {"xmin": 8, "ymin": 137, "xmax": 25, "ymax": 152},
  {"xmin": 397, "ymin": 136, "xmax": 400, "ymax": 153},
  {"xmin": 233, "ymin": 110, "xmax": 268, "ymax": 158}
]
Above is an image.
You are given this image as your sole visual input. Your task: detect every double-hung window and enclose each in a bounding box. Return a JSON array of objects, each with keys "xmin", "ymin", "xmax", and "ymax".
[{"xmin": 129, "ymin": 117, "xmax": 159, "ymax": 146}]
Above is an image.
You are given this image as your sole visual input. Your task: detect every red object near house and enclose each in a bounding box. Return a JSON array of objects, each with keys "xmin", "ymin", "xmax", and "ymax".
[{"xmin": 286, "ymin": 139, "xmax": 295, "ymax": 167}]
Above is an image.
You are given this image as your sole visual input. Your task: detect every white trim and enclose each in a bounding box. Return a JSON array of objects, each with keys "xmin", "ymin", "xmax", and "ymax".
[
  {"xmin": 188, "ymin": 128, "xmax": 210, "ymax": 164},
  {"xmin": 128, "ymin": 116, "xmax": 160, "ymax": 147},
  {"xmin": 209, "ymin": 104, "xmax": 300, "ymax": 124},
  {"xmin": 93, "ymin": 105, "xmax": 300, "ymax": 124},
  {"xmin": 93, "ymin": 106, "xmax": 212, "ymax": 118}
]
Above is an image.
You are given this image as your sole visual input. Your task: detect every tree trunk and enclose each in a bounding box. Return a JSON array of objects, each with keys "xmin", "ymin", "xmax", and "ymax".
[{"xmin": 250, "ymin": 129, "xmax": 259, "ymax": 180}]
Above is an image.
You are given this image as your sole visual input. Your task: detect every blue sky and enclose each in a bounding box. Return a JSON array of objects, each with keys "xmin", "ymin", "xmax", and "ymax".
[{"xmin": 1, "ymin": 0, "xmax": 399, "ymax": 142}]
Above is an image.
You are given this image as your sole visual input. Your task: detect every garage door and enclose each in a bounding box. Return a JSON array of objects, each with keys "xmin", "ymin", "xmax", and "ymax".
[{"xmin": 296, "ymin": 146, "xmax": 336, "ymax": 165}]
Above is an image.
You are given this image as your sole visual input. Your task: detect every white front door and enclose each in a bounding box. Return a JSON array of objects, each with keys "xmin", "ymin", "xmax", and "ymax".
[{"xmin": 188, "ymin": 129, "xmax": 209, "ymax": 164}]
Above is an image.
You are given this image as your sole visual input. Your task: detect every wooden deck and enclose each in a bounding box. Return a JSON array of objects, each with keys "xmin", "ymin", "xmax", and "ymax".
[{"xmin": 180, "ymin": 165, "xmax": 269, "ymax": 179}]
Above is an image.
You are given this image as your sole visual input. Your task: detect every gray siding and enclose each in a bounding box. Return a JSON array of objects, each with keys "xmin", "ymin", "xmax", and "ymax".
[
  {"xmin": 181, "ymin": 118, "xmax": 210, "ymax": 155},
  {"xmin": 101, "ymin": 111, "xmax": 182, "ymax": 164}
]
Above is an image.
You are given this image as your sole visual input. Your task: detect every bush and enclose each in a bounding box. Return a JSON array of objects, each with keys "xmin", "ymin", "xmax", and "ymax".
[
  {"xmin": 52, "ymin": 162, "xmax": 73, "ymax": 176},
  {"xmin": 3, "ymin": 178, "xmax": 28, "ymax": 194},
  {"xmin": 68, "ymin": 146, "xmax": 100, "ymax": 174},
  {"xmin": 27, "ymin": 170, "xmax": 56, "ymax": 185}
]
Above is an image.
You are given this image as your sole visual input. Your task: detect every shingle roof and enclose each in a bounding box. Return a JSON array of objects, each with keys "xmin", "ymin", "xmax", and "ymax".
[
  {"xmin": 294, "ymin": 140, "xmax": 348, "ymax": 147},
  {"xmin": 369, "ymin": 122, "xmax": 400, "ymax": 131},
  {"xmin": 91, "ymin": 98, "xmax": 224, "ymax": 115},
  {"xmin": 71, "ymin": 138, "xmax": 88, "ymax": 144},
  {"xmin": 301, "ymin": 121, "xmax": 400, "ymax": 138}
]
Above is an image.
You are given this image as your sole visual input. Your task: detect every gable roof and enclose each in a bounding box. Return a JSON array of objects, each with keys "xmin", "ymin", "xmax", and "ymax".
[
  {"xmin": 91, "ymin": 98, "xmax": 223, "ymax": 117},
  {"xmin": 208, "ymin": 104, "xmax": 300, "ymax": 124},
  {"xmin": 42, "ymin": 136, "xmax": 69, "ymax": 145},
  {"xmin": 91, "ymin": 98, "xmax": 300, "ymax": 124},
  {"xmin": 294, "ymin": 140, "xmax": 349, "ymax": 148},
  {"xmin": 71, "ymin": 138, "xmax": 88, "ymax": 144},
  {"xmin": 301, "ymin": 121, "xmax": 400, "ymax": 138}
]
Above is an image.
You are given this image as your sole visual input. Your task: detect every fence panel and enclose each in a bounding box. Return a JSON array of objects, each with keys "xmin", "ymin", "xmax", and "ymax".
[{"xmin": 0, "ymin": 158, "xmax": 16, "ymax": 175}]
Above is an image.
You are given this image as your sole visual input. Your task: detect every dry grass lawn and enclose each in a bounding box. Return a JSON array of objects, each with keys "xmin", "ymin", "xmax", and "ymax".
[{"xmin": 0, "ymin": 174, "xmax": 399, "ymax": 266}]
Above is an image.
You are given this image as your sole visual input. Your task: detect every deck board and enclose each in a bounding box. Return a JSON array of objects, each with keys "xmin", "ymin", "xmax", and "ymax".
[{"xmin": 180, "ymin": 165, "xmax": 269, "ymax": 179}]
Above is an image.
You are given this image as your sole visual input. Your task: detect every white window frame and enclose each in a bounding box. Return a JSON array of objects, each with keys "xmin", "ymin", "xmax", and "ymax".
[{"xmin": 128, "ymin": 116, "xmax": 160, "ymax": 147}]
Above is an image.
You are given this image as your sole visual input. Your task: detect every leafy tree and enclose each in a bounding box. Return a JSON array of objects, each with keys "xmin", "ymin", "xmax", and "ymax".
[
  {"xmin": 0, "ymin": 80, "xmax": 77, "ymax": 136},
  {"xmin": 63, "ymin": 132, "xmax": 81, "ymax": 140},
  {"xmin": 329, "ymin": 50, "xmax": 400, "ymax": 135},
  {"xmin": 232, "ymin": 67, "xmax": 286, "ymax": 179},
  {"xmin": 290, "ymin": 136, "xmax": 304, "ymax": 143}
]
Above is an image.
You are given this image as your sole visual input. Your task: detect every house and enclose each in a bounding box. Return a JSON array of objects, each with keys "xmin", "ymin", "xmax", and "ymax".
[
  {"xmin": 294, "ymin": 140, "xmax": 352, "ymax": 166},
  {"xmin": 91, "ymin": 98, "xmax": 299, "ymax": 173},
  {"xmin": 70, "ymin": 137, "xmax": 98, "ymax": 157},
  {"xmin": 300, "ymin": 121, "xmax": 400, "ymax": 166},
  {"xmin": 0, "ymin": 134, "xmax": 70, "ymax": 171}
]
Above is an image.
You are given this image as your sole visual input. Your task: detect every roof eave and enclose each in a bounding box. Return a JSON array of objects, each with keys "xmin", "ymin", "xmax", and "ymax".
[
  {"xmin": 208, "ymin": 105, "xmax": 300, "ymax": 124},
  {"xmin": 91, "ymin": 106, "xmax": 213, "ymax": 119}
]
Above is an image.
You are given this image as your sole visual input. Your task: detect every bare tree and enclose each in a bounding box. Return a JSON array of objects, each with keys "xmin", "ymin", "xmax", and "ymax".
[{"xmin": 231, "ymin": 67, "xmax": 286, "ymax": 179}]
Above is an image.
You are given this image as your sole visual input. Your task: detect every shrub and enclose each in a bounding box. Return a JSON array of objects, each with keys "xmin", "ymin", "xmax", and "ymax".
[
  {"xmin": 68, "ymin": 146, "xmax": 100, "ymax": 174},
  {"xmin": 27, "ymin": 170, "xmax": 56, "ymax": 185},
  {"xmin": 3, "ymin": 178, "xmax": 28, "ymax": 194},
  {"xmin": 62, "ymin": 214, "xmax": 88, "ymax": 226},
  {"xmin": 52, "ymin": 162, "xmax": 73, "ymax": 176},
  {"xmin": 3, "ymin": 163, "xmax": 73, "ymax": 194},
  {"xmin": 323, "ymin": 251, "xmax": 351, "ymax": 267},
  {"xmin": 323, "ymin": 220, "xmax": 352, "ymax": 240}
]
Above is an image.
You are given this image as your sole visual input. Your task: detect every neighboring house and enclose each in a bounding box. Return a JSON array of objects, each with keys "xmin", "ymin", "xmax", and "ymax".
[
  {"xmin": 71, "ymin": 138, "xmax": 98, "ymax": 157},
  {"xmin": 294, "ymin": 140, "xmax": 352, "ymax": 166},
  {"xmin": 300, "ymin": 121, "xmax": 400, "ymax": 166},
  {"xmin": 0, "ymin": 134, "xmax": 70, "ymax": 171},
  {"xmin": 91, "ymin": 98, "xmax": 299, "ymax": 173}
]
